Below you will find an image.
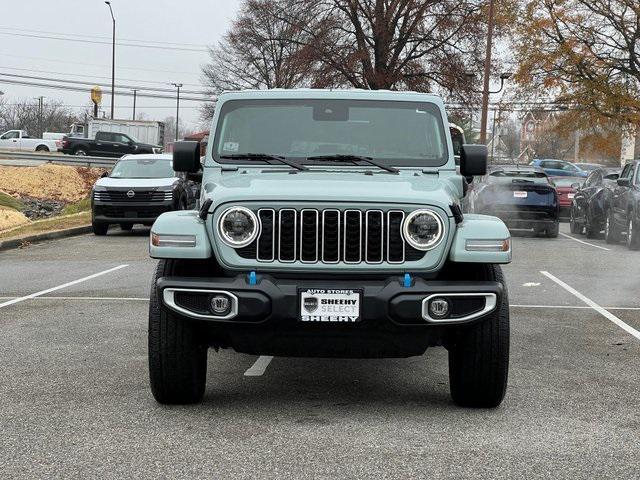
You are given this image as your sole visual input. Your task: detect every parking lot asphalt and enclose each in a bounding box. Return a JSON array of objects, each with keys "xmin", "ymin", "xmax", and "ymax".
[{"xmin": 1, "ymin": 224, "xmax": 639, "ymax": 479}]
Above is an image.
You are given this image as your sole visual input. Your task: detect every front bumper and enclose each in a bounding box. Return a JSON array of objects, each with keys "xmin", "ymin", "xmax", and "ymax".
[
  {"xmin": 156, "ymin": 273, "xmax": 504, "ymax": 358},
  {"xmin": 92, "ymin": 201, "xmax": 173, "ymax": 223}
]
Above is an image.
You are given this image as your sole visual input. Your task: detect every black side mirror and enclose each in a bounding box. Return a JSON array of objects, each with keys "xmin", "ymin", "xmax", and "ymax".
[
  {"xmin": 571, "ymin": 182, "xmax": 581, "ymax": 190},
  {"xmin": 460, "ymin": 144, "xmax": 487, "ymax": 177},
  {"xmin": 100, "ymin": 171, "xmax": 109, "ymax": 178},
  {"xmin": 173, "ymin": 141, "xmax": 201, "ymax": 173},
  {"xmin": 617, "ymin": 178, "xmax": 631, "ymax": 187}
]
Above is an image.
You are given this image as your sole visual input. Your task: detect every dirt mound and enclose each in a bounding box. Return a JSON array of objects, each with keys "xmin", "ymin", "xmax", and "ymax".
[
  {"xmin": 0, "ymin": 206, "xmax": 30, "ymax": 232},
  {"xmin": 0, "ymin": 164, "xmax": 105, "ymax": 202}
]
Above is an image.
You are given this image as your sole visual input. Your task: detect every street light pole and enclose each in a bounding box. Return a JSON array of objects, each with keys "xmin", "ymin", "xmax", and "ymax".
[
  {"xmin": 172, "ymin": 83, "xmax": 182, "ymax": 142},
  {"xmin": 105, "ymin": 1, "xmax": 116, "ymax": 120},
  {"xmin": 479, "ymin": 0, "xmax": 496, "ymax": 145}
]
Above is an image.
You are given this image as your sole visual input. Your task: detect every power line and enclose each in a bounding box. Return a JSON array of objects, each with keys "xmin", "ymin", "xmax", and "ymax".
[
  {"xmin": 0, "ymin": 52, "xmax": 202, "ymax": 79},
  {"xmin": 0, "ymin": 32, "xmax": 209, "ymax": 53},
  {"xmin": 0, "ymin": 72, "xmax": 208, "ymax": 95},
  {"xmin": 0, "ymin": 78, "xmax": 214, "ymax": 102},
  {"xmin": 1, "ymin": 65, "xmax": 204, "ymax": 89},
  {"xmin": 0, "ymin": 26, "xmax": 211, "ymax": 48}
]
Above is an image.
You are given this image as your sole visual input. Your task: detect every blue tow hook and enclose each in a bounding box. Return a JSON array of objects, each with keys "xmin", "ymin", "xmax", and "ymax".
[
  {"xmin": 403, "ymin": 273, "xmax": 412, "ymax": 288},
  {"xmin": 248, "ymin": 271, "xmax": 257, "ymax": 285}
]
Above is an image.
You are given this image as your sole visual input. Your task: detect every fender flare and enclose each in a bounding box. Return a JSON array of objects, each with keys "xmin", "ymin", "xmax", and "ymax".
[
  {"xmin": 449, "ymin": 214, "xmax": 512, "ymax": 264},
  {"xmin": 149, "ymin": 211, "xmax": 212, "ymax": 259}
]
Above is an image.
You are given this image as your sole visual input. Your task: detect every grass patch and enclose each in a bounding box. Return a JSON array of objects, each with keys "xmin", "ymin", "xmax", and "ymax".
[
  {"xmin": 61, "ymin": 197, "xmax": 91, "ymax": 215},
  {"xmin": 0, "ymin": 211, "xmax": 91, "ymax": 240},
  {"xmin": 0, "ymin": 191, "xmax": 24, "ymax": 211}
]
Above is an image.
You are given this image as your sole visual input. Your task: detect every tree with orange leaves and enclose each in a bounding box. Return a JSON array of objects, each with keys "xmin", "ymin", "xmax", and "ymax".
[{"xmin": 514, "ymin": 0, "xmax": 640, "ymax": 127}]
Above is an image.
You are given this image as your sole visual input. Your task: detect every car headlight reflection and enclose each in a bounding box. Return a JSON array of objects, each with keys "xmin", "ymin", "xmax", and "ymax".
[
  {"xmin": 402, "ymin": 209, "xmax": 444, "ymax": 251},
  {"xmin": 218, "ymin": 206, "xmax": 259, "ymax": 248}
]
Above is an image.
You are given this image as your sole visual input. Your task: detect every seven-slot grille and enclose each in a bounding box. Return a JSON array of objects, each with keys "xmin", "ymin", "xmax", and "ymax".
[
  {"xmin": 93, "ymin": 190, "xmax": 172, "ymax": 202},
  {"xmin": 237, "ymin": 208, "xmax": 427, "ymax": 264}
]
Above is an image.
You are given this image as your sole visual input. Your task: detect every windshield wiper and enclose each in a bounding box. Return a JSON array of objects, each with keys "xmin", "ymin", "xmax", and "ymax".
[
  {"xmin": 306, "ymin": 154, "xmax": 399, "ymax": 174},
  {"xmin": 219, "ymin": 153, "xmax": 308, "ymax": 171}
]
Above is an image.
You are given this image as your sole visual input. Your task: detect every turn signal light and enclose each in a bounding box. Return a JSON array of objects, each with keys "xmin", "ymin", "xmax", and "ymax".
[{"xmin": 150, "ymin": 233, "xmax": 196, "ymax": 247}]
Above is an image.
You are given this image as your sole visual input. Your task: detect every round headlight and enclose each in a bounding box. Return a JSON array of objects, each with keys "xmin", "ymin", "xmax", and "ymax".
[
  {"xmin": 402, "ymin": 209, "xmax": 444, "ymax": 251},
  {"xmin": 218, "ymin": 206, "xmax": 260, "ymax": 248}
]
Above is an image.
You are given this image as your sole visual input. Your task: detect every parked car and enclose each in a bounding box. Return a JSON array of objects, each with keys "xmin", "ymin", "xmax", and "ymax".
[
  {"xmin": 530, "ymin": 158, "xmax": 589, "ymax": 177},
  {"xmin": 569, "ymin": 168, "xmax": 620, "ymax": 237},
  {"xmin": 61, "ymin": 131, "xmax": 163, "ymax": 157},
  {"xmin": 550, "ymin": 176, "xmax": 584, "ymax": 219},
  {"xmin": 604, "ymin": 160, "xmax": 640, "ymax": 249},
  {"xmin": 574, "ymin": 162, "xmax": 604, "ymax": 172},
  {"xmin": 0, "ymin": 130, "xmax": 59, "ymax": 152},
  {"xmin": 147, "ymin": 89, "xmax": 513, "ymax": 408},
  {"xmin": 468, "ymin": 165, "xmax": 559, "ymax": 237},
  {"xmin": 91, "ymin": 153, "xmax": 199, "ymax": 235}
]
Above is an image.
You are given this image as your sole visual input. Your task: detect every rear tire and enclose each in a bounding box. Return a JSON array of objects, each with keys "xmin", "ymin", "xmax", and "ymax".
[
  {"xmin": 74, "ymin": 148, "xmax": 88, "ymax": 156},
  {"xmin": 448, "ymin": 264, "xmax": 509, "ymax": 408},
  {"xmin": 35, "ymin": 145, "xmax": 49, "ymax": 152},
  {"xmin": 92, "ymin": 221, "xmax": 108, "ymax": 235},
  {"xmin": 605, "ymin": 209, "xmax": 619, "ymax": 244},
  {"xmin": 545, "ymin": 222, "xmax": 559, "ymax": 238},
  {"xmin": 627, "ymin": 214, "xmax": 640, "ymax": 250},
  {"xmin": 148, "ymin": 259, "xmax": 207, "ymax": 404}
]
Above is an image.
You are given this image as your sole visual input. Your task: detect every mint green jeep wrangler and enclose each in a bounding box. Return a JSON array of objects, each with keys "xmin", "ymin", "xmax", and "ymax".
[{"xmin": 148, "ymin": 90, "xmax": 512, "ymax": 407}]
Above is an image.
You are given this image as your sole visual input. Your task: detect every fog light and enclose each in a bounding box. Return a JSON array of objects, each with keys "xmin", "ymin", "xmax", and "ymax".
[
  {"xmin": 210, "ymin": 294, "xmax": 232, "ymax": 316},
  {"xmin": 428, "ymin": 297, "xmax": 450, "ymax": 319}
]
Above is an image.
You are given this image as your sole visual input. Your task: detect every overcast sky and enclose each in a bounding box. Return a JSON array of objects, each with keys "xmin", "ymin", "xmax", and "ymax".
[{"xmin": 0, "ymin": 0, "xmax": 241, "ymax": 131}]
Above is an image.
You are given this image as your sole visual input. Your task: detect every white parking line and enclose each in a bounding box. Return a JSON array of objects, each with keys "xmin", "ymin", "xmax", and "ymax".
[
  {"xmin": 0, "ymin": 265, "xmax": 129, "ymax": 309},
  {"xmin": 512, "ymin": 305, "xmax": 640, "ymax": 310},
  {"xmin": 540, "ymin": 271, "xmax": 640, "ymax": 340},
  {"xmin": 244, "ymin": 356, "xmax": 274, "ymax": 376},
  {"xmin": 0, "ymin": 296, "xmax": 148, "ymax": 301},
  {"xmin": 559, "ymin": 232, "xmax": 610, "ymax": 251}
]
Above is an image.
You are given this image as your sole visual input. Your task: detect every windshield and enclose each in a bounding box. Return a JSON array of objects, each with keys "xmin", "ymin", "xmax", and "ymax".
[
  {"xmin": 110, "ymin": 158, "xmax": 174, "ymax": 178},
  {"xmin": 488, "ymin": 170, "xmax": 550, "ymax": 184},
  {"xmin": 212, "ymin": 99, "xmax": 449, "ymax": 167}
]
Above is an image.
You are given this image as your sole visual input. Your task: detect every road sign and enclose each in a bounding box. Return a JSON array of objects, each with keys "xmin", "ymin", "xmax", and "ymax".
[{"xmin": 91, "ymin": 86, "xmax": 103, "ymax": 105}]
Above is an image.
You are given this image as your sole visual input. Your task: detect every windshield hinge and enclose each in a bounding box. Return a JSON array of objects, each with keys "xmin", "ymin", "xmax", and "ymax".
[
  {"xmin": 421, "ymin": 170, "xmax": 440, "ymax": 175},
  {"xmin": 221, "ymin": 166, "xmax": 239, "ymax": 173}
]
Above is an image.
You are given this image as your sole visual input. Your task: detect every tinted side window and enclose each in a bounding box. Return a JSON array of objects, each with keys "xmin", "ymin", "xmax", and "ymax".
[{"xmin": 620, "ymin": 164, "xmax": 632, "ymax": 179}]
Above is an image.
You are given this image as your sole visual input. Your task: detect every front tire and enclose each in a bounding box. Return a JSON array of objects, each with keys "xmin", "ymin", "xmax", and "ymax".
[
  {"xmin": 569, "ymin": 208, "xmax": 580, "ymax": 234},
  {"xmin": 627, "ymin": 214, "xmax": 640, "ymax": 250},
  {"xmin": 148, "ymin": 259, "xmax": 207, "ymax": 404},
  {"xmin": 448, "ymin": 264, "xmax": 509, "ymax": 408},
  {"xmin": 92, "ymin": 221, "xmax": 108, "ymax": 235},
  {"xmin": 605, "ymin": 209, "xmax": 619, "ymax": 244}
]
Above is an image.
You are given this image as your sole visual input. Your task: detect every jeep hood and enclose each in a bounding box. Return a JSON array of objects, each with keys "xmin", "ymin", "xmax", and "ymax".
[{"xmin": 205, "ymin": 170, "xmax": 460, "ymax": 210}]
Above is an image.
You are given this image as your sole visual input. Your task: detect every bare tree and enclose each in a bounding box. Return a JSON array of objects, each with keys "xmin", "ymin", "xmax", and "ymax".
[
  {"xmin": 271, "ymin": 0, "xmax": 497, "ymax": 95},
  {"xmin": 0, "ymin": 99, "xmax": 79, "ymax": 135},
  {"xmin": 201, "ymin": 0, "xmax": 313, "ymax": 120}
]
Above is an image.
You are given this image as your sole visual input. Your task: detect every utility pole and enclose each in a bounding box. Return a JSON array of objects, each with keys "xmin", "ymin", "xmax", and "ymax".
[
  {"xmin": 172, "ymin": 83, "xmax": 183, "ymax": 142},
  {"xmin": 36, "ymin": 96, "xmax": 44, "ymax": 137},
  {"xmin": 132, "ymin": 89, "xmax": 138, "ymax": 120},
  {"xmin": 479, "ymin": 0, "xmax": 496, "ymax": 144},
  {"xmin": 105, "ymin": 1, "xmax": 116, "ymax": 120}
]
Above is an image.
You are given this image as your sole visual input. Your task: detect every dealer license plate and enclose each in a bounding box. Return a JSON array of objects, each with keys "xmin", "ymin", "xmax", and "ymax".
[
  {"xmin": 568, "ymin": 193, "xmax": 575, "ymax": 199},
  {"xmin": 299, "ymin": 288, "xmax": 361, "ymax": 323},
  {"xmin": 513, "ymin": 191, "xmax": 528, "ymax": 198}
]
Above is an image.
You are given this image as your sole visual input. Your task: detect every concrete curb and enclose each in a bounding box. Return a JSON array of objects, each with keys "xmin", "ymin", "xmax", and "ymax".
[{"xmin": 0, "ymin": 225, "xmax": 91, "ymax": 252}]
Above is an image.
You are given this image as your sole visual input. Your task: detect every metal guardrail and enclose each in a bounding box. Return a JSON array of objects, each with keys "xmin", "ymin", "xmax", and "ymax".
[{"xmin": 0, "ymin": 150, "xmax": 118, "ymax": 168}]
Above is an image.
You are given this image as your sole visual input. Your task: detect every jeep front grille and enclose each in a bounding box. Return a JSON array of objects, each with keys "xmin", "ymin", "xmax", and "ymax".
[{"xmin": 237, "ymin": 208, "xmax": 426, "ymax": 264}]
